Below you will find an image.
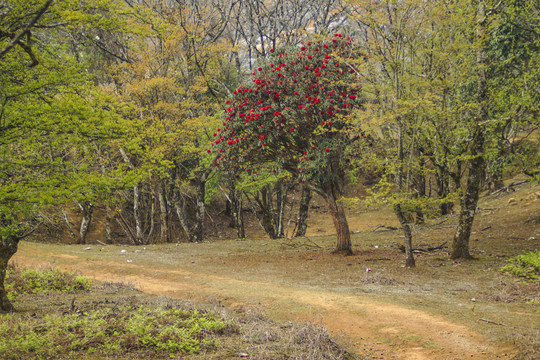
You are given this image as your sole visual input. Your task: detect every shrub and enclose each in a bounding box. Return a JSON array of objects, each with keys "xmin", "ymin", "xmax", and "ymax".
[
  {"xmin": 500, "ymin": 250, "xmax": 540, "ymax": 280},
  {"xmin": 5, "ymin": 266, "xmax": 92, "ymax": 302}
]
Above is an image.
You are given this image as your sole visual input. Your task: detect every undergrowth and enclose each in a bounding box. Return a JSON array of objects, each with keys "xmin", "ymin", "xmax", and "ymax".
[
  {"xmin": 1, "ymin": 266, "xmax": 356, "ymax": 359},
  {"xmin": 501, "ymin": 250, "xmax": 540, "ymax": 281},
  {"xmin": 5, "ymin": 265, "xmax": 91, "ymax": 302},
  {"xmin": 0, "ymin": 305, "xmax": 232, "ymax": 359}
]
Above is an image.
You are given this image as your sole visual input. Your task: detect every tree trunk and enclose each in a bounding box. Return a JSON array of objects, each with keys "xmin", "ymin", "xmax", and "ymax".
[
  {"xmin": 0, "ymin": 236, "xmax": 18, "ymax": 312},
  {"xmin": 104, "ymin": 205, "xmax": 113, "ymax": 244},
  {"xmin": 275, "ymin": 182, "xmax": 285, "ymax": 238},
  {"xmin": 415, "ymin": 156, "xmax": 426, "ymax": 224},
  {"xmin": 192, "ymin": 179, "xmax": 206, "ymax": 242},
  {"xmin": 76, "ymin": 201, "xmax": 93, "ymax": 245},
  {"xmin": 61, "ymin": 209, "xmax": 77, "ymax": 240},
  {"xmin": 253, "ymin": 187, "xmax": 277, "ymax": 239},
  {"xmin": 294, "ymin": 185, "xmax": 311, "ymax": 237},
  {"xmin": 324, "ymin": 189, "xmax": 352, "ymax": 254},
  {"xmin": 451, "ymin": 0, "xmax": 487, "ymax": 259},
  {"xmin": 133, "ymin": 185, "xmax": 143, "ymax": 245},
  {"xmin": 174, "ymin": 196, "xmax": 194, "ymax": 242},
  {"xmin": 451, "ymin": 135, "xmax": 484, "ymax": 259},
  {"xmin": 394, "ymin": 204, "xmax": 415, "ymax": 267},
  {"xmin": 233, "ymin": 191, "xmax": 245, "ymax": 239},
  {"xmin": 157, "ymin": 181, "xmax": 169, "ymax": 243}
]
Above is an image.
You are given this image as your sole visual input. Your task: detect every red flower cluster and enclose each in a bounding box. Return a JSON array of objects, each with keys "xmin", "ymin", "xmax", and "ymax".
[{"xmin": 209, "ymin": 34, "xmax": 365, "ymax": 175}]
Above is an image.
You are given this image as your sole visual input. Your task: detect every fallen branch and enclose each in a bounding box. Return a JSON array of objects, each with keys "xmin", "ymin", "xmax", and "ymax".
[
  {"xmin": 400, "ymin": 242, "xmax": 447, "ymax": 253},
  {"xmin": 489, "ymin": 180, "xmax": 528, "ymax": 196},
  {"xmin": 478, "ymin": 318, "xmax": 505, "ymax": 326},
  {"xmin": 280, "ymin": 237, "xmax": 323, "ymax": 249},
  {"xmin": 372, "ymin": 225, "xmax": 398, "ymax": 232}
]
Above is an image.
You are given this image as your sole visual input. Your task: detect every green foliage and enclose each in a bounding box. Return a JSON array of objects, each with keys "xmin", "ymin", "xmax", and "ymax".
[
  {"xmin": 0, "ymin": 304, "xmax": 231, "ymax": 358},
  {"xmin": 5, "ymin": 267, "xmax": 91, "ymax": 302},
  {"xmin": 501, "ymin": 250, "xmax": 540, "ymax": 281}
]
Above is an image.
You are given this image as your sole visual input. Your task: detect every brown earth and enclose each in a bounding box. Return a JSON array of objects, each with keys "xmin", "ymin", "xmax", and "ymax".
[{"xmin": 12, "ymin": 178, "xmax": 540, "ymax": 360}]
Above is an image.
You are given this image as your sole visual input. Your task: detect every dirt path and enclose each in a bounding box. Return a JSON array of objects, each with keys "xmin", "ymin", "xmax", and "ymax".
[{"xmin": 13, "ymin": 243, "xmax": 517, "ymax": 360}]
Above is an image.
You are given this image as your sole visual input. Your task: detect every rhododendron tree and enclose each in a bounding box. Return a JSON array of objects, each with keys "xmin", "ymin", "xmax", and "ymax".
[{"xmin": 210, "ymin": 34, "xmax": 369, "ymax": 254}]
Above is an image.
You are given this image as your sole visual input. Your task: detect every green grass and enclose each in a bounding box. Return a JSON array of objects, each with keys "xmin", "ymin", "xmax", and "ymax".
[{"xmin": 501, "ymin": 250, "xmax": 540, "ymax": 281}]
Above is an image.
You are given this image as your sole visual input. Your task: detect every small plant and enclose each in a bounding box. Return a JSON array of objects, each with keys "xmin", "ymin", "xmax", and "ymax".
[
  {"xmin": 5, "ymin": 266, "xmax": 92, "ymax": 302},
  {"xmin": 500, "ymin": 250, "xmax": 540, "ymax": 281}
]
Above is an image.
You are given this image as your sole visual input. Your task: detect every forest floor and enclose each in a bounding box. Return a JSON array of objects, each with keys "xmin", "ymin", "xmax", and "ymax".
[{"xmin": 12, "ymin": 177, "xmax": 540, "ymax": 360}]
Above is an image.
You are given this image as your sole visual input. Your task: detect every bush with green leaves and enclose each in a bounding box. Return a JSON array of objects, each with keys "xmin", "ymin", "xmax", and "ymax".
[{"xmin": 500, "ymin": 250, "xmax": 540, "ymax": 280}]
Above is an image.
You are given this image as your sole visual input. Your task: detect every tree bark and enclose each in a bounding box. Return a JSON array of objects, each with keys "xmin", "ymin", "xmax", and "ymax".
[
  {"xmin": 0, "ymin": 236, "xmax": 18, "ymax": 312},
  {"xmin": 324, "ymin": 189, "xmax": 352, "ymax": 255},
  {"xmin": 394, "ymin": 204, "xmax": 416, "ymax": 267},
  {"xmin": 451, "ymin": 133, "xmax": 484, "ymax": 259},
  {"xmin": 294, "ymin": 185, "xmax": 311, "ymax": 237}
]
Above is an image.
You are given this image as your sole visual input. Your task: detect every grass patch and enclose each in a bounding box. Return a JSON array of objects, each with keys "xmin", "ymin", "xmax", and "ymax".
[
  {"xmin": 5, "ymin": 265, "xmax": 91, "ymax": 302},
  {"xmin": 0, "ymin": 305, "xmax": 231, "ymax": 359},
  {"xmin": 500, "ymin": 250, "xmax": 540, "ymax": 281}
]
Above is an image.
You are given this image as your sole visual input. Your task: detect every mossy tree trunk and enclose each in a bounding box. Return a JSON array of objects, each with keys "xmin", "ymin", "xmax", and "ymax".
[{"xmin": 0, "ymin": 236, "xmax": 18, "ymax": 312}]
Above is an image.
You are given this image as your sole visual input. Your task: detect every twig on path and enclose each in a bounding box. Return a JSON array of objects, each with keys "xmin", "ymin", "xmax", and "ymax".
[
  {"xmin": 400, "ymin": 242, "xmax": 447, "ymax": 253},
  {"xmin": 280, "ymin": 237, "xmax": 323, "ymax": 249},
  {"xmin": 478, "ymin": 318, "xmax": 506, "ymax": 326}
]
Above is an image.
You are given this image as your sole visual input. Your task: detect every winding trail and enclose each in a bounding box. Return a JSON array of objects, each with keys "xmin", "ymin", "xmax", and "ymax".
[{"xmin": 13, "ymin": 242, "xmax": 516, "ymax": 360}]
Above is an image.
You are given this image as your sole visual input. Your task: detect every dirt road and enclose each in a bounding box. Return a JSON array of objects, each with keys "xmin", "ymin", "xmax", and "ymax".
[{"xmin": 13, "ymin": 240, "xmax": 519, "ymax": 360}]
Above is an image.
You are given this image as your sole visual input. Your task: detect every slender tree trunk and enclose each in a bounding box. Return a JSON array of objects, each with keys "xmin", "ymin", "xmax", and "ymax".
[
  {"xmin": 133, "ymin": 185, "xmax": 143, "ymax": 245},
  {"xmin": 116, "ymin": 211, "xmax": 137, "ymax": 244},
  {"xmin": 0, "ymin": 236, "xmax": 18, "ymax": 312},
  {"xmin": 192, "ymin": 179, "xmax": 206, "ymax": 242},
  {"xmin": 294, "ymin": 185, "xmax": 311, "ymax": 237},
  {"xmin": 415, "ymin": 157, "xmax": 426, "ymax": 224},
  {"xmin": 157, "ymin": 181, "xmax": 169, "ymax": 243},
  {"xmin": 233, "ymin": 191, "xmax": 245, "ymax": 239},
  {"xmin": 76, "ymin": 201, "xmax": 93, "ymax": 245},
  {"xmin": 395, "ymin": 119, "xmax": 415, "ymax": 266},
  {"xmin": 394, "ymin": 204, "xmax": 415, "ymax": 267},
  {"xmin": 275, "ymin": 183, "xmax": 285, "ymax": 238},
  {"xmin": 104, "ymin": 205, "xmax": 113, "ymax": 244},
  {"xmin": 174, "ymin": 196, "xmax": 194, "ymax": 242},
  {"xmin": 145, "ymin": 197, "xmax": 155, "ymax": 245},
  {"xmin": 324, "ymin": 189, "xmax": 352, "ymax": 254},
  {"xmin": 61, "ymin": 209, "xmax": 77, "ymax": 240},
  {"xmin": 451, "ymin": 0, "xmax": 487, "ymax": 259},
  {"xmin": 253, "ymin": 187, "xmax": 277, "ymax": 239}
]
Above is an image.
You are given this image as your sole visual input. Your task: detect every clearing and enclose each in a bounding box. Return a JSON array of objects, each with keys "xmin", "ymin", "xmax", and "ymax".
[{"xmin": 12, "ymin": 179, "xmax": 540, "ymax": 359}]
